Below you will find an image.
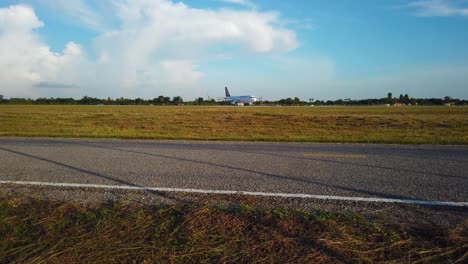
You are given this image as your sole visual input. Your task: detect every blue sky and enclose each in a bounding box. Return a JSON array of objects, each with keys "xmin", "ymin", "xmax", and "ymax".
[{"xmin": 0, "ymin": 0, "xmax": 467, "ymax": 100}]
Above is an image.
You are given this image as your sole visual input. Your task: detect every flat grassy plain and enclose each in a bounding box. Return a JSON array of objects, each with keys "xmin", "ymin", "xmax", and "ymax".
[
  {"xmin": 1, "ymin": 194, "xmax": 466, "ymax": 263},
  {"xmin": 1, "ymin": 106, "xmax": 467, "ymax": 262},
  {"xmin": 0, "ymin": 105, "xmax": 467, "ymax": 144}
]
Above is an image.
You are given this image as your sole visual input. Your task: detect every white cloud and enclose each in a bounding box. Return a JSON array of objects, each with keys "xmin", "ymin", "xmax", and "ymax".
[
  {"xmin": 0, "ymin": 1, "xmax": 299, "ymax": 98},
  {"xmin": 159, "ymin": 60, "xmax": 203, "ymax": 85},
  {"xmin": 96, "ymin": 0, "xmax": 299, "ymax": 90},
  {"xmin": 220, "ymin": 0, "xmax": 256, "ymax": 9},
  {"xmin": 0, "ymin": 4, "xmax": 43, "ymax": 30},
  {"xmin": 110, "ymin": 0, "xmax": 298, "ymax": 54},
  {"xmin": 0, "ymin": 5, "xmax": 84, "ymax": 98},
  {"xmin": 408, "ymin": 0, "xmax": 468, "ymax": 17}
]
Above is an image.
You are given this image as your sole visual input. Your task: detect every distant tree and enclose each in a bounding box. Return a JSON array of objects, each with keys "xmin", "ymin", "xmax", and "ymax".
[
  {"xmin": 153, "ymin": 95, "xmax": 171, "ymax": 105},
  {"xmin": 404, "ymin": 94, "xmax": 410, "ymax": 104},
  {"xmin": 0, "ymin": 94, "xmax": 3, "ymax": 101},
  {"xmin": 155, "ymin": 96, "xmax": 165, "ymax": 105},
  {"xmin": 9, "ymin": 98, "xmax": 32, "ymax": 104},
  {"xmin": 172, "ymin": 96, "xmax": 183, "ymax": 105},
  {"xmin": 278, "ymin": 97, "xmax": 294, "ymax": 105},
  {"xmin": 2, "ymin": 94, "xmax": 464, "ymax": 106},
  {"xmin": 115, "ymin": 97, "xmax": 129, "ymax": 105},
  {"xmin": 135, "ymin": 98, "xmax": 145, "ymax": 105},
  {"xmin": 386, "ymin": 92, "xmax": 393, "ymax": 104}
]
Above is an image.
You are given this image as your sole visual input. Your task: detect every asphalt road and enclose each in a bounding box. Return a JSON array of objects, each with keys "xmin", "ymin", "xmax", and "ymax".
[{"xmin": 0, "ymin": 138, "xmax": 467, "ymax": 205}]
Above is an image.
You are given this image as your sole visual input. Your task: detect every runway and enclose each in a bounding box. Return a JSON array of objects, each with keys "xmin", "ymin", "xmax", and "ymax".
[{"xmin": 0, "ymin": 138, "xmax": 467, "ymax": 206}]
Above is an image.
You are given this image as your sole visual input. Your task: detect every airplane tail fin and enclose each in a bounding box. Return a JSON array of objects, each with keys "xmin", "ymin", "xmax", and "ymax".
[{"xmin": 225, "ymin": 87, "xmax": 230, "ymax": 97}]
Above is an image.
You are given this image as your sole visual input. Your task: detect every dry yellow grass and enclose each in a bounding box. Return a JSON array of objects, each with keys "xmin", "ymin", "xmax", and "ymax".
[
  {"xmin": 0, "ymin": 105, "xmax": 467, "ymax": 144},
  {"xmin": 1, "ymin": 195, "xmax": 466, "ymax": 263}
]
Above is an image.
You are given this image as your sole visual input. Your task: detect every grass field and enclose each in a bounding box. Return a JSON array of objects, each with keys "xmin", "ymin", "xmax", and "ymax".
[
  {"xmin": 1, "ymin": 194, "xmax": 466, "ymax": 263},
  {"xmin": 1, "ymin": 105, "xmax": 466, "ymax": 144},
  {"xmin": 1, "ymin": 106, "xmax": 467, "ymax": 262}
]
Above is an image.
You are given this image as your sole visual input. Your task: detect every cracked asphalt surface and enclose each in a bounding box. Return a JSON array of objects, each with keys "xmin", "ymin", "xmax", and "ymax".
[{"xmin": 1, "ymin": 137, "xmax": 467, "ymax": 203}]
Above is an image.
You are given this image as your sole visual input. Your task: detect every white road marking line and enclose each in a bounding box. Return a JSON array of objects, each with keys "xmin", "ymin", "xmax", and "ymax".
[{"xmin": 1, "ymin": 180, "xmax": 467, "ymax": 207}]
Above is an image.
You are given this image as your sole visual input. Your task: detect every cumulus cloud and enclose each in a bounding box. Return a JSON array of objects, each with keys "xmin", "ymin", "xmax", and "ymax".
[
  {"xmin": 408, "ymin": 0, "xmax": 468, "ymax": 17},
  {"xmin": 0, "ymin": 1, "xmax": 299, "ymax": 98},
  {"xmin": 0, "ymin": 4, "xmax": 43, "ymax": 30},
  {"xmin": 91, "ymin": 0, "xmax": 298, "ymax": 93},
  {"xmin": 159, "ymin": 60, "xmax": 203, "ymax": 85},
  {"xmin": 0, "ymin": 5, "xmax": 84, "ymax": 97},
  {"xmin": 110, "ymin": 0, "xmax": 297, "ymax": 54}
]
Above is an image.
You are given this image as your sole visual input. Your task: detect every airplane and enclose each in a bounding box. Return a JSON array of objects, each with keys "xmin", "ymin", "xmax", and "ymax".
[{"xmin": 222, "ymin": 87, "xmax": 257, "ymax": 106}]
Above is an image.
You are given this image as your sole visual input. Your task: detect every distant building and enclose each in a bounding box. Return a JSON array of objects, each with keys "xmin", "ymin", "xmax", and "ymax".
[{"xmin": 394, "ymin": 102, "xmax": 404, "ymax": 106}]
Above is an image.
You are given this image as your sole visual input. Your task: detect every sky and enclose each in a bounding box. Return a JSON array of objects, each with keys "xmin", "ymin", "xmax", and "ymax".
[{"xmin": 0, "ymin": 0, "xmax": 467, "ymax": 100}]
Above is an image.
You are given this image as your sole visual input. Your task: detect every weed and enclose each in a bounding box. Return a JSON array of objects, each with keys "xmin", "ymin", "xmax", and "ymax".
[
  {"xmin": 0, "ymin": 105, "xmax": 466, "ymax": 144},
  {"xmin": 0, "ymin": 194, "xmax": 466, "ymax": 263}
]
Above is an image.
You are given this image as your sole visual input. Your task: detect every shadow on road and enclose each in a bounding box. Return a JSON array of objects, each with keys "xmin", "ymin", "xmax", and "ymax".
[
  {"xmin": 0, "ymin": 146, "xmax": 190, "ymax": 204},
  {"xmin": 67, "ymin": 142, "xmax": 419, "ymax": 201},
  {"xmin": 137, "ymin": 141, "xmax": 467, "ymax": 180}
]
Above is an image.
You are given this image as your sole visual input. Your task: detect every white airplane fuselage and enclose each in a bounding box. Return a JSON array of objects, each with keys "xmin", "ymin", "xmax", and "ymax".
[
  {"xmin": 224, "ymin": 87, "xmax": 257, "ymax": 105},
  {"xmin": 225, "ymin": 95, "xmax": 257, "ymax": 105}
]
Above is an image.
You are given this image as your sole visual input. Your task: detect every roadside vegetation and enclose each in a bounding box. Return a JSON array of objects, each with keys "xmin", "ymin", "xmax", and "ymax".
[
  {"xmin": 0, "ymin": 105, "xmax": 467, "ymax": 144},
  {"xmin": 1, "ymin": 194, "xmax": 466, "ymax": 263},
  {"xmin": 0, "ymin": 93, "xmax": 466, "ymax": 106}
]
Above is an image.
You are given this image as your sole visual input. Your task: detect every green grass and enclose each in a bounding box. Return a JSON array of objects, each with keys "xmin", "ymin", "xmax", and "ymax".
[
  {"xmin": 1, "ymin": 194, "xmax": 466, "ymax": 263},
  {"xmin": 1, "ymin": 105, "xmax": 467, "ymax": 144}
]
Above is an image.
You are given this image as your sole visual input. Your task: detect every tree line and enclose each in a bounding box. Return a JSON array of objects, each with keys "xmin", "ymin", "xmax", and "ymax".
[
  {"xmin": 0, "ymin": 93, "xmax": 466, "ymax": 106},
  {"xmin": 272, "ymin": 94, "xmax": 467, "ymax": 106}
]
